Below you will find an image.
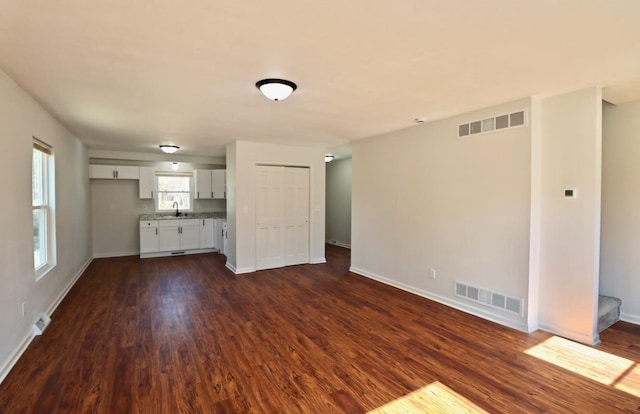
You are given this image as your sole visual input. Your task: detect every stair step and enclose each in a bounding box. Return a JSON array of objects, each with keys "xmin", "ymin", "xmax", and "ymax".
[{"xmin": 598, "ymin": 295, "xmax": 622, "ymax": 333}]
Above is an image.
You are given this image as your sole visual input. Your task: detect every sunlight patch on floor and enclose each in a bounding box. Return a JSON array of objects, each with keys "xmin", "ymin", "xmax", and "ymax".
[
  {"xmin": 525, "ymin": 336, "xmax": 640, "ymax": 397},
  {"xmin": 367, "ymin": 381, "xmax": 488, "ymax": 414}
]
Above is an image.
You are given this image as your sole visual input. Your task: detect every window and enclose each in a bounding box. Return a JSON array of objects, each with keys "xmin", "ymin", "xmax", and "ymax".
[
  {"xmin": 156, "ymin": 173, "xmax": 191, "ymax": 211},
  {"xmin": 32, "ymin": 138, "xmax": 56, "ymax": 279}
]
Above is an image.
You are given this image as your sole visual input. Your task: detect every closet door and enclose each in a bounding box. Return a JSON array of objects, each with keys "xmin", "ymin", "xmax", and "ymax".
[
  {"xmin": 255, "ymin": 166, "xmax": 285, "ymax": 270},
  {"xmin": 284, "ymin": 167, "xmax": 310, "ymax": 266},
  {"xmin": 255, "ymin": 165, "xmax": 310, "ymax": 270}
]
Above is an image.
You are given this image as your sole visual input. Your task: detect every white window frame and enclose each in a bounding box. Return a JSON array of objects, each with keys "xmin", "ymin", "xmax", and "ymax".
[
  {"xmin": 32, "ymin": 138, "xmax": 56, "ymax": 280},
  {"xmin": 155, "ymin": 172, "xmax": 193, "ymax": 213}
]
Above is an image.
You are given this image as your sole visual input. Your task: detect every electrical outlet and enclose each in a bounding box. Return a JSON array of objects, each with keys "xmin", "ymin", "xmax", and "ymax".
[
  {"xmin": 430, "ymin": 268, "xmax": 436, "ymax": 280},
  {"xmin": 21, "ymin": 302, "xmax": 26, "ymax": 317}
]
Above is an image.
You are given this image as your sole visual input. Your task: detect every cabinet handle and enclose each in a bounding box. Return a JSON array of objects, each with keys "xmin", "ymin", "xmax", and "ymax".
[
  {"xmin": 155, "ymin": 228, "xmax": 157, "ymax": 235},
  {"xmin": 203, "ymin": 219, "xmax": 205, "ymax": 226},
  {"xmin": 211, "ymin": 192, "xmax": 213, "ymax": 198},
  {"xmin": 151, "ymin": 190, "xmax": 153, "ymax": 198},
  {"xmin": 197, "ymin": 191, "xmax": 199, "ymax": 198}
]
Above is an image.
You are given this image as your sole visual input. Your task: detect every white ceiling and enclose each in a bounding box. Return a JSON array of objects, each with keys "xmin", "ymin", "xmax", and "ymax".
[{"xmin": 1, "ymin": 1, "xmax": 639, "ymax": 157}]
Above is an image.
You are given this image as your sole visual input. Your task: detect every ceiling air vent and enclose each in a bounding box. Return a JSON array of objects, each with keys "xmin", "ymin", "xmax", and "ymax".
[{"xmin": 458, "ymin": 109, "xmax": 527, "ymax": 138}]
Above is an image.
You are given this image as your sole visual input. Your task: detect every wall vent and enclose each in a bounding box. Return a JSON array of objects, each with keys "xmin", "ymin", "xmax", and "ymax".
[
  {"xmin": 458, "ymin": 109, "xmax": 527, "ymax": 138},
  {"xmin": 454, "ymin": 281, "xmax": 522, "ymax": 315},
  {"xmin": 33, "ymin": 313, "xmax": 51, "ymax": 336}
]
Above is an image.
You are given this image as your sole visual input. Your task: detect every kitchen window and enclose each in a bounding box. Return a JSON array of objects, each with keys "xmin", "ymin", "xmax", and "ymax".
[
  {"xmin": 156, "ymin": 173, "xmax": 191, "ymax": 211},
  {"xmin": 32, "ymin": 138, "xmax": 56, "ymax": 279}
]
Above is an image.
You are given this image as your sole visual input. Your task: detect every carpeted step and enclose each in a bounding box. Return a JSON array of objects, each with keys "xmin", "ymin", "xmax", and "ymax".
[{"xmin": 598, "ymin": 295, "xmax": 622, "ymax": 333}]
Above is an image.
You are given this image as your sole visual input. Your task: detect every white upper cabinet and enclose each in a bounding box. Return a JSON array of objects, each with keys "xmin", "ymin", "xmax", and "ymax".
[
  {"xmin": 90, "ymin": 165, "xmax": 139, "ymax": 180},
  {"xmin": 194, "ymin": 169, "xmax": 213, "ymax": 199},
  {"xmin": 194, "ymin": 169, "xmax": 226, "ymax": 199},
  {"xmin": 212, "ymin": 170, "xmax": 226, "ymax": 199},
  {"xmin": 139, "ymin": 167, "xmax": 154, "ymax": 199}
]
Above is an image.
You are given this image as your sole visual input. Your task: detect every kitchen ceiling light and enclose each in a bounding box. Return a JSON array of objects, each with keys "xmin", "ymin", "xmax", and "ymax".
[
  {"xmin": 325, "ymin": 155, "xmax": 334, "ymax": 163},
  {"xmin": 159, "ymin": 145, "xmax": 179, "ymax": 154},
  {"xmin": 256, "ymin": 78, "xmax": 297, "ymax": 101}
]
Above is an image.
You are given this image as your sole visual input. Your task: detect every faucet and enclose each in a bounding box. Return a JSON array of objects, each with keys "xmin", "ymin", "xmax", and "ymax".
[{"xmin": 172, "ymin": 201, "xmax": 180, "ymax": 217}]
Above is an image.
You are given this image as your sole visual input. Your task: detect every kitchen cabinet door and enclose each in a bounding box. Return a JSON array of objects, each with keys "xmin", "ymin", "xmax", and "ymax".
[
  {"xmin": 90, "ymin": 165, "xmax": 116, "ymax": 179},
  {"xmin": 116, "ymin": 166, "xmax": 139, "ymax": 179},
  {"xmin": 158, "ymin": 225, "xmax": 180, "ymax": 251},
  {"xmin": 199, "ymin": 219, "xmax": 215, "ymax": 249},
  {"xmin": 139, "ymin": 167, "xmax": 154, "ymax": 199},
  {"xmin": 140, "ymin": 227, "xmax": 159, "ymax": 253},
  {"xmin": 90, "ymin": 165, "xmax": 139, "ymax": 179},
  {"xmin": 180, "ymin": 220, "xmax": 201, "ymax": 250},
  {"xmin": 194, "ymin": 169, "xmax": 212, "ymax": 199},
  {"xmin": 212, "ymin": 170, "xmax": 226, "ymax": 199}
]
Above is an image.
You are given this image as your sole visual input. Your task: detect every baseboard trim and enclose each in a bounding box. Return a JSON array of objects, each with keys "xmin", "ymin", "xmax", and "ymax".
[
  {"xmin": 349, "ymin": 266, "xmax": 529, "ymax": 334},
  {"xmin": 228, "ymin": 264, "xmax": 255, "ymax": 274},
  {"xmin": 537, "ymin": 322, "xmax": 600, "ymax": 346},
  {"xmin": 140, "ymin": 248, "xmax": 216, "ymax": 259},
  {"xmin": 620, "ymin": 312, "xmax": 640, "ymax": 325},
  {"xmin": 47, "ymin": 257, "xmax": 92, "ymax": 316},
  {"xmin": 310, "ymin": 257, "xmax": 327, "ymax": 264},
  {"xmin": 0, "ymin": 256, "xmax": 92, "ymax": 385},
  {"xmin": 93, "ymin": 250, "xmax": 138, "ymax": 258},
  {"xmin": 326, "ymin": 241, "xmax": 351, "ymax": 249},
  {"xmin": 0, "ymin": 333, "xmax": 34, "ymax": 385}
]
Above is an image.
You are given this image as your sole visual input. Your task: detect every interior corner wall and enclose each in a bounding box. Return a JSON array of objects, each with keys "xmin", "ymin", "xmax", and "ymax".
[
  {"xmin": 0, "ymin": 68, "xmax": 92, "ymax": 383},
  {"xmin": 225, "ymin": 141, "xmax": 237, "ymax": 272},
  {"xmin": 351, "ymin": 97, "xmax": 532, "ymax": 331},
  {"xmin": 232, "ymin": 141, "xmax": 326, "ymax": 274},
  {"xmin": 538, "ymin": 87, "xmax": 602, "ymax": 345},
  {"xmin": 325, "ymin": 158, "xmax": 352, "ymax": 248},
  {"xmin": 600, "ymin": 100, "xmax": 640, "ymax": 324},
  {"xmin": 527, "ymin": 97, "xmax": 543, "ymax": 332}
]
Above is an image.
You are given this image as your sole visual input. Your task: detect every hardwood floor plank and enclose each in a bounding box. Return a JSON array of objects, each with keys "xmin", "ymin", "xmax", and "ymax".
[{"xmin": 1, "ymin": 246, "xmax": 640, "ymax": 413}]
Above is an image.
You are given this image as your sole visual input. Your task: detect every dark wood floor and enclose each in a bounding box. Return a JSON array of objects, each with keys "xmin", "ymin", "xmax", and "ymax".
[{"xmin": 1, "ymin": 245, "xmax": 639, "ymax": 413}]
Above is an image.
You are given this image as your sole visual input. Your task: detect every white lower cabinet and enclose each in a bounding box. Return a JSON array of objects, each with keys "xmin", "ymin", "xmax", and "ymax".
[
  {"xmin": 199, "ymin": 219, "xmax": 216, "ymax": 249},
  {"xmin": 140, "ymin": 217, "xmax": 224, "ymax": 258},
  {"xmin": 139, "ymin": 221, "xmax": 159, "ymax": 253},
  {"xmin": 158, "ymin": 219, "xmax": 200, "ymax": 251},
  {"xmin": 180, "ymin": 220, "xmax": 200, "ymax": 250}
]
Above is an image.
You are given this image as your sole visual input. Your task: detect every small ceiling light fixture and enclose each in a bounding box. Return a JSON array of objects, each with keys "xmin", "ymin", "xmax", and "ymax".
[
  {"xmin": 256, "ymin": 78, "xmax": 297, "ymax": 101},
  {"xmin": 325, "ymin": 155, "xmax": 335, "ymax": 163},
  {"xmin": 159, "ymin": 145, "xmax": 179, "ymax": 154},
  {"xmin": 171, "ymin": 162, "xmax": 179, "ymax": 171}
]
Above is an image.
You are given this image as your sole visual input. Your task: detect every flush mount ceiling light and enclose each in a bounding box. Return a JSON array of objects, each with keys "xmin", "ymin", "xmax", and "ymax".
[
  {"xmin": 256, "ymin": 78, "xmax": 297, "ymax": 101},
  {"xmin": 159, "ymin": 145, "xmax": 179, "ymax": 154},
  {"xmin": 325, "ymin": 155, "xmax": 334, "ymax": 163}
]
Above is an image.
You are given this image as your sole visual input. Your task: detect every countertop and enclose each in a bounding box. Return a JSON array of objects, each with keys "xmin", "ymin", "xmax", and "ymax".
[{"xmin": 139, "ymin": 212, "xmax": 226, "ymax": 221}]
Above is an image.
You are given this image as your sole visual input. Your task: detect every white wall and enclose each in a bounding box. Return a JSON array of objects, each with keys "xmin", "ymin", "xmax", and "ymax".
[
  {"xmin": 351, "ymin": 98, "xmax": 533, "ymax": 331},
  {"xmin": 227, "ymin": 140, "xmax": 325, "ymax": 274},
  {"xmin": 326, "ymin": 158, "xmax": 352, "ymax": 248},
  {"xmin": 90, "ymin": 158, "xmax": 225, "ymax": 257},
  {"xmin": 600, "ymin": 100, "xmax": 640, "ymax": 324},
  {"xmin": 0, "ymin": 68, "xmax": 92, "ymax": 382},
  {"xmin": 537, "ymin": 87, "xmax": 602, "ymax": 344}
]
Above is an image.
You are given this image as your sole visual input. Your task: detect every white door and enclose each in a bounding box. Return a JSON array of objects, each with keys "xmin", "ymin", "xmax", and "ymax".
[
  {"xmin": 255, "ymin": 166, "xmax": 285, "ymax": 270},
  {"xmin": 255, "ymin": 165, "xmax": 310, "ymax": 270},
  {"xmin": 284, "ymin": 167, "xmax": 309, "ymax": 265}
]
